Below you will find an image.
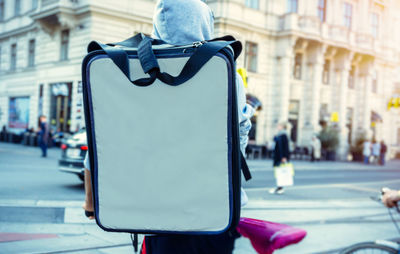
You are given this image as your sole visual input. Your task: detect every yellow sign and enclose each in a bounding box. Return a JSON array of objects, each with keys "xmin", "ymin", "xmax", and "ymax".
[
  {"xmin": 330, "ymin": 112, "xmax": 339, "ymax": 122},
  {"xmin": 388, "ymin": 97, "xmax": 400, "ymax": 110},
  {"xmin": 237, "ymin": 68, "xmax": 248, "ymax": 88}
]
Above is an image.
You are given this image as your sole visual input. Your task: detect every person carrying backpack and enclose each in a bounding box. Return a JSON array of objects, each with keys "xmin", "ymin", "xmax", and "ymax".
[
  {"xmin": 144, "ymin": 1, "xmax": 253, "ymax": 252},
  {"xmin": 83, "ymin": 0, "xmax": 253, "ymax": 253}
]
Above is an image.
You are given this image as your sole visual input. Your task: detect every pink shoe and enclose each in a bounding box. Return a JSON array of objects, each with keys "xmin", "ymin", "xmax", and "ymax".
[{"xmin": 237, "ymin": 217, "xmax": 307, "ymax": 254}]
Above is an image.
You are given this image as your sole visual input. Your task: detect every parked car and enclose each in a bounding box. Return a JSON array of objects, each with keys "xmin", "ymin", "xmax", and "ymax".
[
  {"xmin": 58, "ymin": 129, "xmax": 87, "ymax": 181},
  {"xmin": 52, "ymin": 131, "xmax": 71, "ymax": 147}
]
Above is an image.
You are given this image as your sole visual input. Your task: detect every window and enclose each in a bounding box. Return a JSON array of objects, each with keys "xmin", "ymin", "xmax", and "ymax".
[
  {"xmin": 317, "ymin": 0, "xmax": 327, "ymax": 22},
  {"xmin": 348, "ymin": 65, "xmax": 355, "ymax": 89},
  {"xmin": 343, "ymin": 3, "xmax": 352, "ymax": 29},
  {"xmin": 287, "ymin": 0, "xmax": 298, "ymax": 13},
  {"xmin": 245, "ymin": 0, "xmax": 259, "ymax": 9},
  {"xmin": 372, "ymin": 71, "xmax": 378, "ymax": 93},
  {"xmin": 346, "ymin": 107, "xmax": 353, "ymax": 125},
  {"xmin": 322, "ymin": 59, "xmax": 330, "ymax": 84},
  {"xmin": 15, "ymin": 0, "xmax": 21, "ymax": 16},
  {"xmin": 32, "ymin": 0, "xmax": 38, "ymax": 9},
  {"xmin": 0, "ymin": 0, "xmax": 4, "ymax": 21},
  {"xmin": 371, "ymin": 13, "xmax": 379, "ymax": 38},
  {"xmin": 8, "ymin": 97, "xmax": 30, "ymax": 129},
  {"xmin": 28, "ymin": 39, "xmax": 35, "ymax": 67},
  {"xmin": 10, "ymin": 44, "xmax": 17, "ymax": 71},
  {"xmin": 293, "ymin": 53, "xmax": 302, "ymax": 80},
  {"xmin": 320, "ymin": 103, "xmax": 329, "ymax": 122},
  {"xmin": 398, "ymin": 128, "xmax": 400, "ymax": 145},
  {"xmin": 395, "ymin": 82, "xmax": 400, "ymax": 94},
  {"xmin": 245, "ymin": 42, "xmax": 258, "ymax": 72},
  {"xmin": 60, "ymin": 30, "xmax": 70, "ymax": 61}
]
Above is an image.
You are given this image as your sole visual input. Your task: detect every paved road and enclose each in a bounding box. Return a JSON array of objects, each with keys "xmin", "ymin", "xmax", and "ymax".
[
  {"xmin": 1, "ymin": 141, "xmax": 399, "ymax": 202},
  {"xmin": 1, "ymin": 142, "xmax": 400, "ymax": 254},
  {"xmin": 0, "ymin": 142, "xmax": 84, "ymax": 201}
]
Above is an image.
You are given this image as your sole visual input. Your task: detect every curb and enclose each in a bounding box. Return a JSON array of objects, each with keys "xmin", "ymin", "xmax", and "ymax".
[
  {"xmin": 247, "ymin": 160, "xmax": 400, "ymax": 171},
  {"xmin": 0, "ymin": 200, "xmax": 82, "ymax": 208},
  {"xmin": 0, "ymin": 200, "xmax": 91, "ymax": 224},
  {"xmin": 0, "ymin": 198, "xmax": 385, "ymax": 225}
]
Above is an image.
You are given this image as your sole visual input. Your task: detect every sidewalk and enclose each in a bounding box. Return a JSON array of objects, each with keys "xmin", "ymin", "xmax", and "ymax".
[
  {"xmin": 0, "ymin": 199, "xmax": 137, "ymax": 254},
  {"xmin": 1, "ymin": 197, "xmax": 398, "ymax": 254},
  {"xmin": 248, "ymin": 158, "xmax": 400, "ymax": 171}
]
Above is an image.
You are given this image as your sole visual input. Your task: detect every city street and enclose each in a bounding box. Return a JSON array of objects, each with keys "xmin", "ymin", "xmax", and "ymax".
[{"xmin": 0, "ymin": 142, "xmax": 399, "ymax": 253}]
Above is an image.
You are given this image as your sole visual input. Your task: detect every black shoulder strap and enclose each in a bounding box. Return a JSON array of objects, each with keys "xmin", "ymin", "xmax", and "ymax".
[{"xmin": 241, "ymin": 152, "xmax": 252, "ymax": 181}]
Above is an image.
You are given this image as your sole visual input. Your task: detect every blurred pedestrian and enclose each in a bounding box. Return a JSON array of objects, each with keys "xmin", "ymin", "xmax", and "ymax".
[
  {"xmin": 379, "ymin": 141, "xmax": 387, "ymax": 166},
  {"xmin": 0, "ymin": 125, "xmax": 7, "ymax": 141},
  {"xmin": 362, "ymin": 139, "xmax": 371, "ymax": 164},
  {"xmin": 371, "ymin": 139, "xmax": 380, "ymax": 164},
  {"xmin": 269, "ymin": 122, "xmax": 290, "ymax": 194},
  {"xmin": 310, "ymin": 135, "xmax": 321, "ymax": 162},
  {"xmin": 38, "ymin": 115, "xmax": 49, "ymax": 157}
]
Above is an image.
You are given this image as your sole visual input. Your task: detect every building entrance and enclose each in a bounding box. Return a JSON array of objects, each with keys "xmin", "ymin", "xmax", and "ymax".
[{"xmin": 49, "ymin": 83, "xmax": 72, "ymax": 132}]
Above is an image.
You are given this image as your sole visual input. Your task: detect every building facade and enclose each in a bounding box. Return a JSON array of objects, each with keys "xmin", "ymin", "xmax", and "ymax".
[
  {"xmin": 0, "ymin": 0, "xmax": 399, "ymax": 158},
  {"xmin": 210, "ymin": 0, "xmax": 400, "ymax": 159},
  {"xmin": 0, "ymin": 0, "xmax": 154, "ymax": 134}
]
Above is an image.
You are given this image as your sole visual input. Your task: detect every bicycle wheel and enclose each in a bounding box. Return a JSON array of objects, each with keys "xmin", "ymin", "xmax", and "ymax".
[{"xmin": 340, "ymin": 242, "xmax": 397, "ymax": 254}]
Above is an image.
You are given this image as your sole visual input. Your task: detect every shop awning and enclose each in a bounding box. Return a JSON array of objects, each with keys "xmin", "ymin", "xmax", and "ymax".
[
  {"xmin": 371, "ymin": 111, "xmax": 383, "ymax": 122},
  {"xmin": 246, "ymin": 94, "xmax": 262, "ymax": 110}
]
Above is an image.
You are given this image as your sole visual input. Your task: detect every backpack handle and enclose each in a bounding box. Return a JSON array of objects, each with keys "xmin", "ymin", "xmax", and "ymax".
[{"xmin": 87, "ymin": 34, "xmax": 242, "ymax": 87}]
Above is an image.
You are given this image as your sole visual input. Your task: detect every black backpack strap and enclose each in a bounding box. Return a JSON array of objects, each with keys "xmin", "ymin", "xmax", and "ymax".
[
  {"xmin": 130, "ymin": 233, "xmax": 138, "ymax": 253},
  {"xmin": 210, "ymin": 35, "xmax": 242, "ymax": 61},
  {"xmin": 155, "ymin": 40, "xmax": 240, "ymax": 86},
  {"xmin": 241, "ymin": 151, "xmax": 252, "ymax": 181}
]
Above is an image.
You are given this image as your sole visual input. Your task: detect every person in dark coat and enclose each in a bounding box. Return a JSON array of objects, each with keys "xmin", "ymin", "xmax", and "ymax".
[
  {"xmin": 38, "ymin": 115, "xmax": 49, "ymax": 157},
  {"xmin": 379, "ymin": 141, "xmax": 387, "ymax": 166},
  {"xmin": 270, "ymin": 122, "xmax": 290, "ymax": 194}
]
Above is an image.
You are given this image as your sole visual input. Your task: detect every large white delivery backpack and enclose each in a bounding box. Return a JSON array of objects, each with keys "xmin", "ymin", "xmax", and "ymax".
[{"xmin": 82, "ymin": 34, "xmax": 251, "ymax": 235}]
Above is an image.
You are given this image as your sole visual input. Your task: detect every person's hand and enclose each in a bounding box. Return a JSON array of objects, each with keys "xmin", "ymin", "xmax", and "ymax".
[
  {"xmin": 382, "ymin": 189, "xmax": 400, "ymax": 208},
  {"xmin": 281, "ymin": 158, "xmax": 287, "ymax": 163}
]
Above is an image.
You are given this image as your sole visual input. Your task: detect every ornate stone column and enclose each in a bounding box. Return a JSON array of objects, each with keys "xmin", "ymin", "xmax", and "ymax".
[
  {"xmin": 357, "ymin": 60, "xmax": 374, "ymax": 139},
  {"xmin": 361, "ymin": 75, "xmax": 373, "ymax": 138},
  {"xmin": 272, "ymin": 36, "xmax": 297, "ymax": 126},
  {"xmin": 333, "ymin": 50, "xmax": 353, "ymax": 159},
  {"xmin": 301, "ymin": 42, "xmax": 326, "ymax": 145}
]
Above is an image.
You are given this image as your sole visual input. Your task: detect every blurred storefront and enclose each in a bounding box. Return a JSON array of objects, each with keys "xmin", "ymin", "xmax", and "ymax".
[{"xmin": 49, "ymin": 83, "xmax": 72, "ymax": 132}]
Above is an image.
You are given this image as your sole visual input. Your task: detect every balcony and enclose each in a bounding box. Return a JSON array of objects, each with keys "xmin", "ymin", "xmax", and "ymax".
[
  {"xmin": 297, "ymin": 16, "xmax": 321, "ymax": 37},
  {"xmin": 328, "ymin": 25, "xmax": 351, "ymax": 45},
  {"xmin": 279, "ymin": 15, "xmax": 327, "ymax": 40},
  {"xmin": 355, "ymin": 33, "xmax": 375, "ymax": 52},
  {"xmin": 30, "ymin": 0, "xmax": 81, "ymax": 33},
  {"xmin": 278, "ymin": 14, "xmax": 380, "ymax": 54},
  {"xmin": 279, "ymin": 13, "xmax": 299, "ymax": 31}
]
